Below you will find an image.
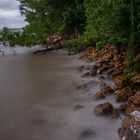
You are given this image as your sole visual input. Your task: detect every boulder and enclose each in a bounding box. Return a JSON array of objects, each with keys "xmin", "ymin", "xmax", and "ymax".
[
  {"xmin": 115, "ymin": 75, "xmax": 127, "ymax": 90},
  {"xmin": 94, "ymin": 102, "xmax": 113, "ymax": 116},
  {"xmin": 93, "ymin": 84, "xmax": 113, "ymax": 100},
  {"xmin": 115, "ymin": 86, "xmax": 134, "ymax": 102},
  {"xmin": 118, "ymin": 108, "xmax": 140, "ymax": 140},
  {"xmin": 126, "ymin": 90, "xmax": 140, "ymax": 113}
]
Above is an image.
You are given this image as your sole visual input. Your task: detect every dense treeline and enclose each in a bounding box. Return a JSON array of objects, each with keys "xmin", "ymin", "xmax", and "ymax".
[{"xmin": 0, "ymin": 0, "xmax": 139, "ymax": 69}]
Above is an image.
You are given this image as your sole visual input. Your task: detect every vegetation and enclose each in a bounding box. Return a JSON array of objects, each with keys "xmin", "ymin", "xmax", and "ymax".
[{"xmin": 1, "ymin": 0, "xmax": 139, "ymax": 70}]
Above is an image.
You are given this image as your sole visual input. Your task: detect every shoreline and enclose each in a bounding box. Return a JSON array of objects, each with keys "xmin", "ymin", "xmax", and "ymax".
[{"xmin": 77, "ymin": 45, "xmax": 140, "ymax": 140}]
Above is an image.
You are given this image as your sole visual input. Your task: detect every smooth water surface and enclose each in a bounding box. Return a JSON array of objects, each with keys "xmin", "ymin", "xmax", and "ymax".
[{"xmin": 0, "ymin": 50, "xmax": 121, "ymax": 140}]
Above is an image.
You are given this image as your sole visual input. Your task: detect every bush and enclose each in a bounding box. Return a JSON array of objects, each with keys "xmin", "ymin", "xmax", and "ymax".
[{"xmin": 63, "ymin": 39, "xmax": 81, "ymax": 52}]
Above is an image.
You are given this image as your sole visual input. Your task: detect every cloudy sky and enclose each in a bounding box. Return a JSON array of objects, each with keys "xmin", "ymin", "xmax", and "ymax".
[{"xmin": 0, "ymin": 0, "xmax": 27, "ymax": 29}]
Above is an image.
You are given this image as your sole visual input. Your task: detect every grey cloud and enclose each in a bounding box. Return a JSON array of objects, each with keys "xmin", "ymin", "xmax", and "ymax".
[
  {"xmin": 0, "ymin": 0, "xmax": 20, "ymax": 10},
  {"xmin": 0, "ymin": 0, "xmax": 27, "ymax": 29}
]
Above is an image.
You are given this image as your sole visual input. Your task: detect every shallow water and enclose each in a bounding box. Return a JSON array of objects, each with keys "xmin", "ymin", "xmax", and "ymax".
[{"xmin": 0, "ymin": 49, "xmax": 121, "ymax": 140}]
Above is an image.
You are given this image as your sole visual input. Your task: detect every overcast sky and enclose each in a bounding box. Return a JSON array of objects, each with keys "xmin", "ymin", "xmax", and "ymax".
[{"xmin": 0, "ymin": 0, "xmax": 27, "ymax": 29}]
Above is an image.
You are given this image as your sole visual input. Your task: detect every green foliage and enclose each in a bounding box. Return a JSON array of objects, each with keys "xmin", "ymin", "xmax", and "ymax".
[
  {"xmin": 5, "ymin": 0, "xmax": 139, "ymax": 72},
  {"xmin": 83, "ymin": 0, "xmax": 140, "ymax": 70},
  {"xmin": 63, "ymin": 39, "xmax": 81, "ymax": 52},
  {"xmin": 96, "ymin": 41, "xmax": 103, "ymax": 52},
  {"xmin": 18, "ymin": 0, "xmax": 85, "ymax": 34},
  {"xmin": 0, "ymin": 27, "xmax": 21, "ymax": 47}
]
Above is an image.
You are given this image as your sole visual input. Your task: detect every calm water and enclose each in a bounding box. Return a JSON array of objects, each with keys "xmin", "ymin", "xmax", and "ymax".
[{"xmin": 0, "ymin": 50, "xmax": 121, "ymax": 140}]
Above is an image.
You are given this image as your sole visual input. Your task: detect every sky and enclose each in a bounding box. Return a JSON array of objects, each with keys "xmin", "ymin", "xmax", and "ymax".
[{"xmin": 0, "ymin": 0, "xmax": 27, "ymax": 29}]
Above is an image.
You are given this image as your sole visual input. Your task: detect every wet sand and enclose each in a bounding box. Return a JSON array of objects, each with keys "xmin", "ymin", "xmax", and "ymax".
[{"xmin": 0, "ymin": 50, "xmax": 121, "ymax": 140}]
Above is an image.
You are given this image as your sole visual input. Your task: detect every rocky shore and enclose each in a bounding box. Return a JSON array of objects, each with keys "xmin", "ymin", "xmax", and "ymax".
[{"xmin": 78, "ymin": 45, "xmax": 140, "ymax": 140}]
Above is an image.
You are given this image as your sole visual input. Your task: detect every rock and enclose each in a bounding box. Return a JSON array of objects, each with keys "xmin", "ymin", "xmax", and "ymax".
[
  {"xmin": 111, "ymin": 69, "xmax": 123, "ymax": 77},
  {"xmin": 77, "ymin": 65, "xmax": 85, "ymax": 72},
  {"xmin": 111, "ymin": 108, "xmax": 119, "ymax": 118},
  {"xmin": 81, "ymin": 72, "xmax": 90, "ymax": 77},
  {"xmin": 85, "ymin": 47, "xmax": 97, "ymax": 59},
  {"xmin": 76, "ymin": 84, "xmax": 87, "ymax": 90},
  {"xmin": 90, "ymin": 65, "xmax": 98, "ymax": 76},
  {"xmin": 93, "ymin": 92, "xmax": 106, "ymax": 100},
  {"xmin": 114, "ymin": 62, "xmax": 123, "ymax": 69},
  {"xmin": 134, "ymin": 54, "xmax": 140, "ymax": 63},
  {"xmin": 93, "ymin": 84, "xmax": 113, "ymax": 100},
  {"xmin": 126, "ymin": 90, "xmax": 140, "ymax": 113},
  {"xmin": 119, "ymin": 103, "xmax": 127, "ymax": 113},
  {"xmin": 115, "ymin": 86, "xmax": 134, "ymax": 102},
  {"xmin": 118, "ymin": 108, "xmax": 140, "ymax": 140},
  {"xmin": 131, "ymin": 73, "xmax": 140, "ymax": 84},
  {"xmin": 118, "ymin": 127, "xmax": 126, "ymax": 139},
  {"xmin": 102, "ymin": 53, "xmax": 113, "ymax": 62},
  {"xmin": 73, "ymin": 104, "xmax": 84, "ymax": 111},
  {"xmin": 78, "ymin": 65, "xmax": 92, "ymax": 72},
  {"xmin": 95, "ymin": 62, "xmax": 102, "ymax": 67},
  {"xmin": 94, "ymin": 102, "xmax": 113, "ymax": 116},
  {"xmin": 99, "ymin": 75, "xmax": 106, "ymax": 80},
  {"xmin": 101, "ymin": 85, "xmax": 114, "ymax": 95},
  {"xmin": 115, "ymin": 75, "xmax": 127, "ymax": 90},
  {"xmin": 80, "ymin": 129, "xmax": 95, "ymax": 138},
  {"xmin": 99, "ymin": 82, "xmax": 108, "ymax": 88},
  {"xmin": 129, "ymin": 73, "xmax": 140, "ymax": 90},
  {"xmin": 97, "ymin": 64, "xmax": 109, "ymax": 74}
]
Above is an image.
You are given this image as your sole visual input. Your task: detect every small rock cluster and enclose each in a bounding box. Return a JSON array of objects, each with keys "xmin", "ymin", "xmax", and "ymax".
[
  {"xmin": 80, "ymin": 45, "xmax": 140, "ymax": 139},
  {"xmin": 81, "ymin": 45, "xmax": 140, "ymax": 113},
  {"xmin": 118, "ymin": 108, "xmax": 140, "ymax": 140}
]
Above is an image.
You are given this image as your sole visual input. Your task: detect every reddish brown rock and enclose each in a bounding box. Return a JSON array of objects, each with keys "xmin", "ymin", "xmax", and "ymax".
[
  {"xmin": 85, "ymin": 47, "xmax": 97, "ymax": 59},
  {"xmin": 126, "ymin": 90, "xmax": 140, "ymax": 113},
  {"xmin": 93, "ymin": 84, "xmax": 113, "ymax": 100},
  {"xmin": 94, "ymin": 102, "xmax": 113, "ymax": 116},
  {"xmin": 101, "ymin": 85, "xmax": 114, "ymax": 95},
  {"xmin": 115, "ymin": 75, "xmax": 127, "ymax": 90},
  {"xmin": 93, "ymin": 92, "xmax": 105, "ymax": 100},
  {"xmin": 102, "ymin": 53, "xmax": 113, "ymax": 62},
  {"xmin": 115, "ymin": 86, "xmax": 134, "ymax": 102},
  {"xmin": 131, "ymin": 73, "xmax": 140, "ymax": 84}
]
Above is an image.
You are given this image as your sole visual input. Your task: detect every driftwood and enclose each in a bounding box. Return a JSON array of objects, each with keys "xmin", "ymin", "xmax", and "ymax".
[{"xmin": 33, "ymin": 45, "xmax": 63, "ymax": 54}]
